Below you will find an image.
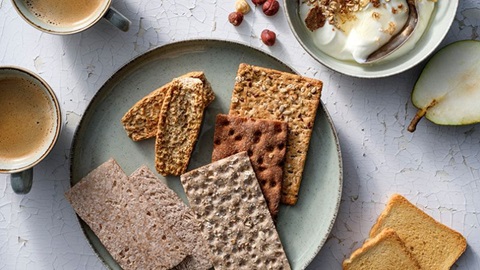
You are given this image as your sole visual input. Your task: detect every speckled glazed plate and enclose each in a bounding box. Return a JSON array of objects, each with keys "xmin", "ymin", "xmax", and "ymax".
[
  {"xmin": 285, "ymin": 0, "xmax": 458, "ymax": 78},
  {"xmin": 70, "ymin": 39, "xmax": 343, "ymax": 270}
]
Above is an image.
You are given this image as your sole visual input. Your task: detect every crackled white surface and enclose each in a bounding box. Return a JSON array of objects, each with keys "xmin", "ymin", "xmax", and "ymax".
[{"xmin": 0, "ymin": 0, "xmax": 479, "ymax": 269}]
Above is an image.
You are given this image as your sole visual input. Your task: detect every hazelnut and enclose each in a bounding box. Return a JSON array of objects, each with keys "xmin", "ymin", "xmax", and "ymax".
[
  {"xmin": 262, "ymin": 0, "xmax": 279, "ymax": 16},
  {"xmin": 252, "ymin": 0, "xmax": 267, "ymax": 6},
  {"xmin": 235, "ymin": 0, "xmax": 251, "ymax": 14},
  {"xmin": 228, "ymin": 12, "xmax": 244, "ymax": 26},
  {"xmin": 261, "ymin": 29, "xmax": 276, "ymax": 46}
]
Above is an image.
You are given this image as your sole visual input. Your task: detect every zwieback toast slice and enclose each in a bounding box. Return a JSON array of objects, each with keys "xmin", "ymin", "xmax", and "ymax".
[
  {"xmin": 369, "ymin": 194, "xmax": 467, "ymax": 270},
  {"xmin": 121, "ymin": 71, "xmax": 214, "ymax": 141},
  {"xmin": 343, "ymin": 228, "xmax": 421, "ymax": 270},
  {"xmin": 229, "ymin": 63, "xmax": 322, "ymax": 205},
  {"xmin": 155, "ymin": 76, "xmax": 214, "ymax": 176}
]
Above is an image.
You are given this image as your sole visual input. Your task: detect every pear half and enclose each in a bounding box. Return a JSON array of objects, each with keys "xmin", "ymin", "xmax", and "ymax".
[{"xmin": 408, "ymin": 40, "xmax": 480, "ymax": 132}]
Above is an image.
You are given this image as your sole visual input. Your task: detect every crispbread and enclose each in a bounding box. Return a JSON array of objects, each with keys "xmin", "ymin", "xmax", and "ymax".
[
  {"xmin": 129, "ymin": 166, "xmax": 212, "ymax": 270},
  {"xmin": 229, "ymin": 63, "xmax": 322, "ymax": 205},
  {"xmin": 121, "ymin": 71, "xmax": 214, "ymax": 141},
  {"xmin": 155, "ymin": 76, "xmax": 214, "ymax": 176},
  {"xmin": 211, "ymin": 114, "xmax": 287, "ymax": 218},
  {"xmin": 343, "ymin": 229, "xmax": 421, "ymax": 270},
  {"xmin": 180, "ymin": 152, "xmax": 291, "ymax": 270},
  {"xmin": 154, "ymin": 77, "xmax": 212, "ymax": 176},
  {"xmin": 369, "ymin": 194, "xmax": 467, "ymax": 270},
  {"xmin": 171, "ymin": 210, "xmax": 213, "ymax": 270},
  {"xmin": 65, "ymin": 159, "xmax": 187, "ymax": 270}
]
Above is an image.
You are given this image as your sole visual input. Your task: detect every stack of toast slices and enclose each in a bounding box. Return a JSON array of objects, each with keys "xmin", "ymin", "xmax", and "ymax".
[{"xmin": 343, "ymin": 194, "xmax": 467, "ymax": 270}]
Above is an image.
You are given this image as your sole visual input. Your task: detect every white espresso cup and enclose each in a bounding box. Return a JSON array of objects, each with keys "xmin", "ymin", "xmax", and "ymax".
[
  {"xmin": 11, "ymin": 0, "xmax": 131, "ymax": 34},
  {"xmin": 0, "ymin": 66, "xmax": 61, "ymax": 194}
]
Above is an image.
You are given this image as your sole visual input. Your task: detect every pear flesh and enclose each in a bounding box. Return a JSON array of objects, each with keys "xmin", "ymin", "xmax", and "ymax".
[{"xmin": 408, "ymin": 40, "xmax": 480, "ymax": 132}]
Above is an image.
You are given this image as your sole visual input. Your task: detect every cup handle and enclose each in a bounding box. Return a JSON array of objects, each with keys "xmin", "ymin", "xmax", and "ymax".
[
  {"xmin": 103, "ymin": 7, "xmax": 131, "ymax": 32},
  {"xmin": 11, "ymin": 169, "xmax": 33, "ymax": 194}
]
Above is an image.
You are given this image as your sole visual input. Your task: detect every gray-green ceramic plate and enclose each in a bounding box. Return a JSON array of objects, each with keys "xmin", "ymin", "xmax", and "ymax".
[
  {"xmin": 70, "ymin": 39, "xmax": 342, "ymax": 270},
  {"xmin": 285, "ymin": 0, "xmax": 458, "ymax": 78}
]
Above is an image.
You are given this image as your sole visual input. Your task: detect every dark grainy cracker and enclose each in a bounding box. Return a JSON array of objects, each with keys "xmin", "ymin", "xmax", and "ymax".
[
  {"xmin": 229, "ymin": 63, "xmax": 322, "ymax": 205},
  {"xmin": 212, "ymin": 114, "xmax": 287, "ymax": 218}
]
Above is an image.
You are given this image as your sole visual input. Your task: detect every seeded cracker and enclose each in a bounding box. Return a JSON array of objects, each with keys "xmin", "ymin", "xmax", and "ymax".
[
  {"xmin": 155, "ymin": 76, "xmax": 214, "ymax": 176},
  {"xmin": 121, "ymin": 72, "xmax": 214, "ymax": 141},
  {"xmin": 229, "ymin": 63, "xmax": 322, "ymax": 205},
  {"xmin": 180, "ymin": 152, "xmax": 291, "ymax": 269},
  {"xmin": 65, "ymin": 159, "xmax": 188, "ymax": 270},
  {"xmin": 212, "ymin": 114, "xmax": 287, "ymax": 218}
]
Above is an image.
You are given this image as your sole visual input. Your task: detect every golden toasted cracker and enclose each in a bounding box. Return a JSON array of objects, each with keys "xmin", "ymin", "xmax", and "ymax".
[
  {"xmin": 229, "ymin": 63, "xmax": 322, "ymax": 205},
  {"xmin": 121, "ymin": 72, "xmax": 214, "ymax": 141},
  {"xmin": 155, "ymin": 77, "xmax": 214, "ymax": 176}
]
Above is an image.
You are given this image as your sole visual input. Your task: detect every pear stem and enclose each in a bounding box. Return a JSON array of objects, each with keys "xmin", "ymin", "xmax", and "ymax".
[
  {"xmin": 408, "ymin": 99, "xmax": 438, "ymax": 132},
  {"xmin": 408, "ymin": 109, "xmax": 426, "ymax": 133}
]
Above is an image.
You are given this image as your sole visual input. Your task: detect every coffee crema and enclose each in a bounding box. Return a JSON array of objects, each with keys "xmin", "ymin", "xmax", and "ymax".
[
  {"xmin": 25, "ymin": 0, "xmax": 105, "ymax": 28},
  {"xmin": 0, "ymin": 76, "xmax": 55, "ymax": 163}
]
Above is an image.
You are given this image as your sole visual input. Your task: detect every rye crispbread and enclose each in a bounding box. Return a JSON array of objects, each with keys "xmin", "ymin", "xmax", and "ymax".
[
  {"xmin": 129, "ymin": 166, "xmax": 212, "ymax": 270},
  {"xmin": 180, "ymin": 152, "xmax": 291, "ymax": 270},
  {"xmin": 211, "ymin": 114, "xmax": 287, "ymax": 218},
  {"xmin": 65, "ymin": 159, "xmax": 188, "ymax": 270},
  {"xmin": 369, "ymin": 194, "xmax": 467, "ymax": 270},
  {"xmin": 155, "ymin": 76, "xmax": 214, "ymax": 176},
  {"xmin": 171, "ymin": 210, "xmax": 213, "ymax": 270},
  {"xmin": 228, "ymin": 63, "xmax": 322, "ymax": 205},
  {"xmin": 343, "ymin": 229, "xmax": 421, "ymax": 270},
  {"xmin": 121, "ymin": 71, "xmax": 214, "ymax": 141}
]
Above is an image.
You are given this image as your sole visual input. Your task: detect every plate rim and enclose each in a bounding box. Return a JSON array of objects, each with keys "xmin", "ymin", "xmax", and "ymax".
[{"xmin": 69, "ymin": 38, "xmax": 343, "ymax": 269}]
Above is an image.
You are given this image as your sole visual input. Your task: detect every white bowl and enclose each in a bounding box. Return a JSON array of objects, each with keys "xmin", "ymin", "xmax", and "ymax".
[{"xmin": 284, "ymin": 0, "xmax": 459, "ymax": 78}]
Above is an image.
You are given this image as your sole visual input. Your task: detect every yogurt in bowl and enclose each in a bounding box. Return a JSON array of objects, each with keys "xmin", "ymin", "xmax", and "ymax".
[
  {"xmin": 299, "ymin": 0, "xmax": 436, "ymax": 63},
  {"xmin": 284, "ymin": 0, "xmax": 456, "ymax": 78}
]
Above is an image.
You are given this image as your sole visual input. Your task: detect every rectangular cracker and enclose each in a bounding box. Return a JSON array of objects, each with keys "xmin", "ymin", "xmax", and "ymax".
[
  {"xmin": 155, "ymin": 76, "xmax": 214, "ymax": 176},
  {"xmin": 121, "ymin": 71, "xmax": 214, "ymax": 141},
  {"xmin": 129, "ymin": 166, "xmax": 212, "ymax": 270},
  {"xmin": 343, "ymin": 229, "xmax": 421, "ymax": 270},
  {"xmin": 369, "ymin": 194, "xmax": 467, "ymax": 270},
  {"xmin": 229, "ymin": 63, "xmax": 322, "ymax": 205},
  {"xmin": 212, "ymin": 114, "xmax": 287, "ymax": 218},
  {"xmin": 65, "ymin": 159, "xmax": 188, "ymax": 270},
  {"xmin": 180, "ymin": 152, "xmax": 291, "ymax": 270}
]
